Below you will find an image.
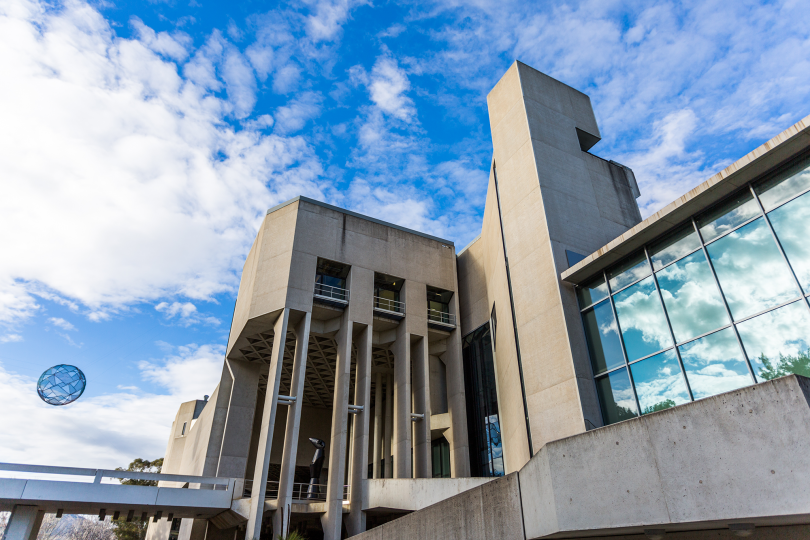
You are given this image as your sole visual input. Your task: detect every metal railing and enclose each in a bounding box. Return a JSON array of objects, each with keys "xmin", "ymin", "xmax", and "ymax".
[
  {"xmin": 0, "ymin": 462, "xmax": 234, "ymax": 491},
  {"xmin": 427, "ymin": 309, "xmax": 456, "ymax": 326},
  {"xmin": 373, "ymin": 296, "xmax": 405, "ymax": 314},
  {"xmin": 250, "ymin": 480, "xmax": 349, "ymax": 501},
  {"xmin": 314, "ymin": 283, "xmax": 349, "ymax": 303}
]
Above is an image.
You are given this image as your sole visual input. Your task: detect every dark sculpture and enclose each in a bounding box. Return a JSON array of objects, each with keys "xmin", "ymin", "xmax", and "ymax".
[{"xmin": 307, "ymin": 437, "xmax": 325, "ymax": 499}]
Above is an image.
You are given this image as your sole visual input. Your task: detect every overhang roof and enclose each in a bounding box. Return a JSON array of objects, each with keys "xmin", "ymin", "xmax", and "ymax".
[{"xmin": 561, "ymin": 113, "xmax": 810, "ymax": 285}]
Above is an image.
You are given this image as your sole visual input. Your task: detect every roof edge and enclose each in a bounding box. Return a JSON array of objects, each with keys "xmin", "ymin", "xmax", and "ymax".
[{"xmin": 267, "ymin": 196, "xmax": 455, "ymax": 246}]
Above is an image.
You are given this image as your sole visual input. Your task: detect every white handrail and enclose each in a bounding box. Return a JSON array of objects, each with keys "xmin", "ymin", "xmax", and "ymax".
[
  {"xmin": 374, "ymin": 296, "xmax": 405, "ymax": 314},
  {"xmin": 427, "ymin": 309, "xmax": 456, "ymax": 326},
  {"xmin": 314, "ymin": 283, "xmax": 349, "ymax": 302},
  {"xmin": 0, "ymin": 462, "xmax": 232, "ymax": 487}
]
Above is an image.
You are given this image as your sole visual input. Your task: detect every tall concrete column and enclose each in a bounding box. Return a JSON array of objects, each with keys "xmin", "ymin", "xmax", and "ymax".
[
  {"xmin": 3, "ymin": 506, "xmax": 43, "ymax": 540},
  {"xmin": 391, "ymin": 324, "xmax": 412, "ymax": 478},
  {"xmin": 384, "ymin": 373, "xmax": 393, "ymax": 478},
  {"xmin": 321, "ymin": 313, "xmax": 353, "ymax": 540},
  {"xmin": 272, "ymin": 312, "xmax": 311, "ymax": 537},
  {"xmin": 216, "ymin": 359, "xmax": 262, "ymax": 479},
  {"xmin": 412, "ymin": 336, "xmax": 432, "ymax": 478},
  {"xmin": 372, "ymin": 372, "xmax": 383, "ymax": 479},
  {"xmin": 246, "ymin": 309, "xmax": 290, "ymax": 540},
  {"xmin": 445, "ymin": 315, "xmax": 471, "ymax": 477},
  {"xmin": 347, "ymin": 325, "xmax": 373, "ymax": 535}
]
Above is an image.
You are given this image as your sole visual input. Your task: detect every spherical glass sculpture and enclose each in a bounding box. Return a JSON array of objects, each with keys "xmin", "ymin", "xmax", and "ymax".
[{"xmin": 37, "ymin": 364, "xmax": 86, "ymax": 406}]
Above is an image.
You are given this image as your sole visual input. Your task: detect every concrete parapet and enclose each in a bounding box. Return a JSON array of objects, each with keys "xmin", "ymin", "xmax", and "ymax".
[{"xmin": 349, "ymin": 375, "xmax": 810, "ymax": 539}]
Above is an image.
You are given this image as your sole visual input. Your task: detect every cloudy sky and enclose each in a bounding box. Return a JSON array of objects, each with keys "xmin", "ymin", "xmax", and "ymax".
[{"xmin": 1, "ymin": 0, "xmax": 809, "ymax": 469}]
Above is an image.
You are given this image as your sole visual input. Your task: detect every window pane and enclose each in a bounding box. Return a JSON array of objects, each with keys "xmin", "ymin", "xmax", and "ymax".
[
  {"xmin": 595, "ymin": 368, "xmax": 637, "ymax": 425},
  {"xmin": 736, "ymin": 300, "xmax": 810, "ymax": 381},
  {"xmin": 679, "ymin": 327, "xmax": 753, "ymax": 399},
  {"xmin": 630, "ymin": 350, "xmax": 690, "ymax": 414},
  {"xmin": 607, "ymin": 252, "xmax": 651, "ymax": 292},
  {"xmin": 706, "ymin": 217, "xmax": 799, "ymax": 320},
  {"xmin": 613, "ymin": 276, "xmax": 674, "ymax": 361},
  {"xmin": 656, "ymin": 250, "xmax": 729, "ymax": 342},
  {"xmin": 577, "ymin": 274, "xmax": 609, "ymax": 308},
  {"xmin": 581, "ymin": 301, "xmax": 625, "ymax": 375},
  {"xmin": 697, "ymin": 190, "xmax": 761, "ymax": 242},
  {"xmin": 755, "ymin": 159, "xmax": 810, "ymax": 211},
  {"xmin": 768, "ymin": 191, "xmax": 810, "ymax": 293},
  {"xmin": 649, "ymin": 224, "xmax": 702, "ymax": 270}
]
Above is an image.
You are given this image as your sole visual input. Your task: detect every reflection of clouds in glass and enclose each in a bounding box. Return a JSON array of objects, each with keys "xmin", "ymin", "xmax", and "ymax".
[
  {"xmin": 698, "ymin": 192, "xmax": 761, "ymax": 242},
  {"xmin": 707, "ymin": 217, "xmax": 799, "ymax": 320},
  {"xmin": 577, "ymin": 275, "xmax": 609, "ymax": 307},
  {"xmin": 650, "ymin": 226, "xmax": 702, "ymax": 270},
  {"xmin": 582, "ymin": 301, "xmax": 624, "ymax": 373},
  {"xmin": 737, "ymin": 300, "xmax": 810, "ymax": 380},
  {"xmin": 630, "ymin": 350, "xmax": 690, "ymax": 413},
  {"xmin": 756, "ymin": 165, "xmax": 810, "ymax": 211},
  {"xmin": 679, "ymin": 327, "xmax": 753, "ymax": 399},
  {"xmin": 596, "ymin": 368, "xmax": 637, "ymax": 424},
  {"xmin": 608, "ymin": 253, "xmax": 651, "ymax": 291},
  {"xmin": 769, "ymin": 192, "xmax": 810, "ymax": 293},
  {"xmin": 614, "ymin": 276, "xmax": 673, "ymax": 360},
  {"xmin": 657, "ymin": 251, "xmax": 729, "ymax": 342}
]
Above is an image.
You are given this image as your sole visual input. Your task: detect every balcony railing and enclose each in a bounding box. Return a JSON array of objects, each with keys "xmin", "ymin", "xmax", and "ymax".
[
  {"xmin": 314, "ymin": 283, "xmax": 349, "ymax": 304},
  {"xmin": 427, "ymin": 309, "xmax": 456, "ymax": 327},
  {"xmin": 373, "ymin": 296, "xmax": 405, "ymax": 314},
  {"xmin": 249, "ymin": 480, "xmax": 349, "ymax": 501}
]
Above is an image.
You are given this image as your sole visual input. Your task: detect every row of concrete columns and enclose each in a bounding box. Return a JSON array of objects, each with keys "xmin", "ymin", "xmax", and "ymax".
[{"xmin": 240, "ymin": 307, "xmax": 434, "ymax": 540}]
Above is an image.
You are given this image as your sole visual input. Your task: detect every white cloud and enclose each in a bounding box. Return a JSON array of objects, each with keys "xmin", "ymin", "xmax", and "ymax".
[
  {"xmin": 0, "ymin": 0, "xmax": 327, "ymax": 327},
  {"xmin": 273, "ymin": 92, "xmax": 323, "ymax": 135},
  {"xmin": 0, "ymin": 334, "xmax": 23, "ymax": 343},
  {"xmin": 304, "ymin": 0, "xmax": 364, "ymax": 42},
  {"xmin": 155, "ymin": 301, "xmax": 220, "ymax": 327},
  {"xmin": 368, "ymin": 57, "xmax": 416, "ymax": 122},
  {"xmin": 0, "ymin": 344, "xmax": 223, "ymax": 469},
  {"xmin": 49, "ymin": 317, "xmax": 77, "ymax": 331}
]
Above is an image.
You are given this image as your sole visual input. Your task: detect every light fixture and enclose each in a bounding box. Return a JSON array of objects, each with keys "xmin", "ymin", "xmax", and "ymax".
[
  {"xmin": 644, "ymin": 529, "xmax": 665, "ymax": 540},
  {"xmin": 730, "ymin": 524, "xmax": 755, "ymax": 537}
]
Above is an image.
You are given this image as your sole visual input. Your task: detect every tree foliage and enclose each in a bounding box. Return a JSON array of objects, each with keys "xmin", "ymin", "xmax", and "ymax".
[
  {"xmin": 643, "ymin": 399, "xmax": 676, "ymax": 415},
  {"xmin": 112, "ymin": 458, "xmax": 163, "ymax": 540},
  {"xmin": 757, "ymin": 350, "xmax": 810, "ymax": 381}
]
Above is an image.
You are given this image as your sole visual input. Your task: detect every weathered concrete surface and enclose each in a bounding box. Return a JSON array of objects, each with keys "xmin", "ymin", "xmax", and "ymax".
[
  {"xmin": 354, "ymin": 475, "xmax": 524, "ymax": 540},
  {"xmin": 365, "ymin": 478, "xmax": 495, "ymax": 512},
  {"xmin": 350, "ymin": 376, "xmax": 810, "ymax": 539}
]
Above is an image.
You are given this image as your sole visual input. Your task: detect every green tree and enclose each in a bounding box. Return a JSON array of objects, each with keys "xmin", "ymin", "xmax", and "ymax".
[
  {"xmin": 643, "ymin": 399, "xmax": 676, "ymax": 415},
  {"xmin": 113, "ymin": 458, "xmax": 164, "ymax": 540},
  {"xmin": 757, "ymin": 350, "xmax": 810, "ymax": 381}
]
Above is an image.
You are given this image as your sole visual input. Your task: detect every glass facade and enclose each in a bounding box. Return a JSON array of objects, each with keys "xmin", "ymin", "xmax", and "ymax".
[
  {"xmin": 578, "ymin": 155, "xmax": 810, "ymax": 426},
  {"xmin": 462, "ymin": 323, "xmax": 504, "ymax": 477}
]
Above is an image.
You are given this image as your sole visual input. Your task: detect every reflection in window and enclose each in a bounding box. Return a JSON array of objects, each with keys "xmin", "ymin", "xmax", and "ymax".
[
  {"xmin": 607, "ymin": 251, "xmax": 651, "ymax": 291},
  {"xmin": 613, "ymin": 276, "xmax": 673, "ymax": 361},
  {"xmin": 649, "ymin": 224, "xmax": 702, "ymax": 270},
  {"xmin": 595, "ymin": 368, "xmax": 637, "ymax": 424},
  {"xmin": 706, "ymin": 218, "xmax": 799, "ymax": 320},
  {"xmin": 630, "ymin": 350, "xmax": 690, "ymax": 414},
  {"xmin": 736, "ymin": 300, "xmax": 810, "ymax": 381},
  {"xmin": 431, "ymin": 438, "xmax": 451, "ymax": 478},
  {"xmin": 768, "ymin": 192, "xmax": 810, "ymax": 293},
  {"xmin": 679, "ymin": 328, "xmax": 753, "ymax": 399},
  {"xmin": 462, "ymin": 324, "xmax": 504, "ymax": 477},
  {"xmin": 697, "ymin": 190, "xmax": 761, "ymax": 242},
  {"xmin": 656, "ymin": 250, "xmax": 729, "ymax": 342},
  {"xmin": 581, "ymin": 300, "xmax": 624, "ymax": 375},
  {"xmin": 755, "ymin": 160, "xmax": 810, "ymax": 211},
  {"xmin": 577, "ymin": 274, "xmax": 609, "ymax": 307}
]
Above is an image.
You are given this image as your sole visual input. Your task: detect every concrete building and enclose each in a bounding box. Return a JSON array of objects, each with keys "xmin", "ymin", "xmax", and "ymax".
[{"xmin": 4, "ymin": 61, "xmax": 810, "ymax": 540}]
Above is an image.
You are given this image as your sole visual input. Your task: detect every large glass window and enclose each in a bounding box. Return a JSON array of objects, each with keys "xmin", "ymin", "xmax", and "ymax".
[
  {"xmin": 629, "ymin": 350, "xmax": 690, "ymax": 414},
  {"xmin": 595, "ymin": 368, "xmax": 637, "ymax": 424},
  {"xmin": 581, "ymin": 300, "xmax": 624, "ymax": 375},
  {"xmin": 736, "ymin": 300, "xmax": 810, "ymax": 381},
  {"xmin": 656, "ymin": 250, "xmax": 729, "ymax": 342},
  {"xmin": 462, "ymin": 324, "xmax": 504, "ymax": 477},
  {"xmin": 613, "ymin": 276, "xmax": 673, "ymax": 361},
  {"xmin": 577, "ymin": 154, "xmax": 810, "ymax": 427},
  {"xmin": 678, "ymin": 328, "xmax": 753, "ymax": 399},
  {"xmin": 706, "ymin": 217, "xmax": 798, "ymax": 320}
]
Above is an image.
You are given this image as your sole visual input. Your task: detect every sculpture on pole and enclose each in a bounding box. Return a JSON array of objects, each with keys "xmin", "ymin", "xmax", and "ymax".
[{"xmin": 306, "ymin": 437, "xmax": 325, "ymax": 499}]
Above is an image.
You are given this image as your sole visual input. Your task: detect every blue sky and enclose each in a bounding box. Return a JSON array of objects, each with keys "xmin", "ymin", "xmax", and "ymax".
[{"xmin": 0, "ymin": 0, "xmax": 809, "ymax": 469}]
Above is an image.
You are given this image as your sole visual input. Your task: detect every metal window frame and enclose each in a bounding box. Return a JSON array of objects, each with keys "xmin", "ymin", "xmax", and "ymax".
[{"xmin": 583, "ymin": 157, "xmax": 810, "ymax": 425}]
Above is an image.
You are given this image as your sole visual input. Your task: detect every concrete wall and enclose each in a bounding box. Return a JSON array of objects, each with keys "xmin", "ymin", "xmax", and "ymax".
[
  {"xmin": 365, "ymin": 478, "xmax": 494, "ymax": 512},
  {"xmin": 349, "ymin": 375, "xmax": 810, "ymax": 539}
]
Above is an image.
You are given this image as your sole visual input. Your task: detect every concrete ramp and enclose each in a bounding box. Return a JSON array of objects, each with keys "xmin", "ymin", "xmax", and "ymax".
[{"xmin": 350, "ymin": 375, "xmax": 810, "ymax": 539}]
